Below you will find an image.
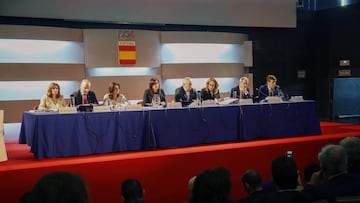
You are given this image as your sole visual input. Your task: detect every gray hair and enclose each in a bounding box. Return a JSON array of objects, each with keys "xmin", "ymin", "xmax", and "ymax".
[
  {"xmin": 318, "ymin": 144, "xmax": 348, "ymax": 175},
  {"xmin": 340, "ymin": 136, "xmax": 360, "ymax": 162}
]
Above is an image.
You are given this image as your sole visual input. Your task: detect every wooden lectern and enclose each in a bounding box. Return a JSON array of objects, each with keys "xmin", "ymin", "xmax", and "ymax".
[{"xmin": 0, "ymin": 110, "xmax": 8, "ymax": 162}]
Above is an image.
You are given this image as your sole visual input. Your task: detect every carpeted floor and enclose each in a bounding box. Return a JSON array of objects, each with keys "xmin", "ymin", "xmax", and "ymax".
[{"xmin": 1, "ymin": 121, "xmax": 359, "ymax": 203}]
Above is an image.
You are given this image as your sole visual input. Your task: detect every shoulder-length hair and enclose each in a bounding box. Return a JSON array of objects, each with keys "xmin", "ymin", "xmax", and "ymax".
[
  {"xmin": 46, "ymin": 82, "xmax": 61, "ymax": 98},
  {"xmin": 148, "ymin": 78, "xmax": 160, "ymax": 94},
  {"xmin": 205, "ymin": 77, "xmax": 219, "ymax": 94},
  {"xmin": 108, "ymin": 82, "xmax": 120, "ymax": 99}
]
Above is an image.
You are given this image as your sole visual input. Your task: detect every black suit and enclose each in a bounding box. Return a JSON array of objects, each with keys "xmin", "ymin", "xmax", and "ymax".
[
  {"xmin": 303, "ymin": 173, "xmax": 360, "ymax": 203},
  {"xmin": 143, "ymin": 88, "xmax": 166, "ymax": 106},
  {"xmin": 201, "ymin": 88, "xmax": 220, "ymax": 101},
  {"xmin": 174, "ymin": 86, "xmax": 197, "ymax": 102},
  {"xmin": 230, "ymin": 86, "xmax": 251, "ymax": 99},
  {"xmin": 72, "ymin": 90, "xmax": 98, "ymax": 106}
]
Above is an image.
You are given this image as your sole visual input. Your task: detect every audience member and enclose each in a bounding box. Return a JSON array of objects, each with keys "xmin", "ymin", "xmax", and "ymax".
[
  {"xmin": 121, "ymin": 179, "xmax": 145, "ymax": 203},
  {"xmin": 261, "ymin": 155, "xmax": 310, "ymax": 203},
  {"xmin": 340, "ymin": 136, "xmax": 360, "ymax": 174},
  {"xmin": 72, "ymin": 79, "xmax": 98, "ymax": 105},
  {"xmin": 143, "ymin": 78, "xmax": 166, "ymax": 106},
  {"xmin": 103, "ymin": 82, "xmax": 128, "ymax": 108},
  {"xmin": 201, "ymin": 77, "xmax": 220, "ymax": 101},
  {"xmin": 257, "ymin": 75, "xmax": 279, "ymax": 101},
  {"xmin": 237, "ymin": 169, "xmax": 265, "ymax": 203},
  {"xmin": 230, "ymin": 77, "xmax": 251, "ymax": 99},
  {"xmin": 305, "ymin": 144, "xmax": 360, "ymax": 203},
  {"xmin": 303, "ymin": 163, "xmax": 320, "ymax": 190},
  {"xmin": 20, "ymin": 171, "xmax": 88, "ymax": 203},
  {"xmin": 188, "ymin": 167, "xmax": 232, "ymax": 203},
  {"xmin": 38, "ymin": 82, "xmax": 67, "ymax": 111},
  {"xmin": 175, "ymin": 77, "xmax": 197, "ymax": 105}
]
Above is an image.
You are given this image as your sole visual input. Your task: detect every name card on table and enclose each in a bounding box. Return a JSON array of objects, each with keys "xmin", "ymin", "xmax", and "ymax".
[
  {"xmin": 167, "ymin": 102, "xmax": 182, "ymax": 108},
  {"xmin": 59, "ymin": 107, "xmax": 77, "ymax": 114},
  {"xmin": 202, "ymin": 100, "xmax": 216, "ymax": 106},
  {"xmin": 239, "ymin": 98, "xmax": 253, "ymax": 104},
  {"xmin": 266, "ymin": 96, "xmax": 283, "ymax": 103},
  {"xmin": 93, "ymin": 105, "xmax": 111, "ymax": 112},
  {"xmin": 125, "ymin": 104, "xmax": 142, "ymax": 111},
  {"xmin": 289, "ymin": 96, "xmax": 304, "ymax": 102}
]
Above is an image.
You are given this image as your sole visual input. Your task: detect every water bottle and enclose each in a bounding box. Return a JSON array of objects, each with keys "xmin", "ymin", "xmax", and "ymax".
[
  {"xmin": 152, "ymin": 93, "xmax": 159, "ymax": 107},
  {"xmin": 70, "ymin": 94, "xmax": 75, "ymax": 107},
  {"xmin": 232, "ymin": 90, "xmax": 237, "ymax": 99},
  {"xmin": 196, "ymin": 91, "xmax": 201, "ymax": 106}
]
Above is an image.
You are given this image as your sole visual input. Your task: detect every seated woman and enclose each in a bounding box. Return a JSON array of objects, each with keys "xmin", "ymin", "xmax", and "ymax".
[
  {"xmin": 143, "ymin": 78, "xmax": 166, "ymax": 106},
  {"xmin": 103, "ymin": 82, "xmax": 128, "ymax": 108},
  {"xmin": 38, "ymin": 82, "xmax": 67, "ymax": 111},
  {"xmin": 230, "ymin": 76, "xmax": 252, "ymax": 99},
  {"xmin": 201, "ymin": 77, "xmax": 220, "ymax": 101}
]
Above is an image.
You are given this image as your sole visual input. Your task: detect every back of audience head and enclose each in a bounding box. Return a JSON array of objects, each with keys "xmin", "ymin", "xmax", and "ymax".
[
  {"xmin": 303, "ymin": 163, "xmax": 320, "ymax": 184},
  {"xmin": 340, "ymin": 136, "xmax": 360, "ymax": 173},
  {"xmin": 318, "ymin": 144, "xmax": 347, "ymax": 177},
  {"xmin": 271, "ymin": 155, "xmax": 299, "ymax": 190},
  {"xmin": 241, "ymin": 169, "xmax": 262, "ymax": 194},
  {"xmin": 21, "ymin": 171, "xmax": 88, "ymax": 203},
  {"xmin": 121, "ymin": 179, "xmax": 144, "ymax": 203},
  {"xmin": 189, "ymin": 167, "xmax": 232, "ymax": 203}
]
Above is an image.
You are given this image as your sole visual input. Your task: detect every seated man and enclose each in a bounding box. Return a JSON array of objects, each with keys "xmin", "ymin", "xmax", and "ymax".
[
  {"xmin": 175, "ymin": 77, "xmax": 197, "ymax": 106},
  {"xmin": 257, "ymin": 75, "xmax": 280, "ymax": 101},
  {"xmin": 121, "ymin": 179, "xmax": 145, "ymax": 203},
  {"xmin": 20, "ymin": 171, "xmax": 88, "ymax": 203},
  {"xmin": 340, "ymin": 136, "xmax": 360, "ymax": 174},
  {"xmin": 72, "ymin": 79, "xmax": 98, "ymax": 106},
  {"xmin": 261, "ymin": 155, "xmax": 310, "ymax": 203},
  {"xmin": 237, "ymin": 169, "xmax": 265, "ymax": 203},
  {"xmin": 304, "ymin": 144, "xmax": 360, "ymax": 202},
  {"xmin": 231, "ymin": 76, "xmax": 252, "ymax": 99}
]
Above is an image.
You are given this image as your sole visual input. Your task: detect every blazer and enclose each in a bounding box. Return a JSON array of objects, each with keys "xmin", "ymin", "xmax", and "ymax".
[
  {"xmin": 143, "ymin": 88, "xmax": 166, "ymax": 106},
  {"xmin": 230, "ymin": 86, "xmax": 252, "ymax": 99},
  {"xmin": 258, "ymin": 84, "xmax": 279, "ymax": 101},
  {"xmin": 303, "ymin": 173, "xmax": 360, "ymax": 203},
  {"xmin": 38, "ymin": 95, "xmax": 67, "ymax": 111},
  {"xmin": 174, "ymin": 86, "xmax": 197, "ymax": 102},
  {"xmin": 201, "ymin": 88, "xmax": 220, "ymax": 101},
  {"xmin": 103, "ymin": 93, "xmax": 128, "ymax": 106},
  {"xmin": 72, "ymin": 90, "xmax": 98, "ymax": 106}
]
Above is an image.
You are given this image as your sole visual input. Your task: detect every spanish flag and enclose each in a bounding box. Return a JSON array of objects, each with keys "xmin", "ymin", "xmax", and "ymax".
[{"xmin": 118, "ymin": 40, "xmax": 136, "ymax": 65}]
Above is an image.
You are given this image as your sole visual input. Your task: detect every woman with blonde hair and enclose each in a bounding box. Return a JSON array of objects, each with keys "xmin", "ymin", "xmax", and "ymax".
[
  {"xmin": 38, "ymin": 82, "xmax": 67, "ymax": 111},
  {"xmin": 201, "ymin": 77, "xmax": 220, "ymax": 101}
]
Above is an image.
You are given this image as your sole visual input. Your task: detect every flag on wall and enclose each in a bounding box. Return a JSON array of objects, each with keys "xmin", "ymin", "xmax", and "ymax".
[{"xmin": 118, "ymin": 30, "xmax": 136, "ymax": 65}]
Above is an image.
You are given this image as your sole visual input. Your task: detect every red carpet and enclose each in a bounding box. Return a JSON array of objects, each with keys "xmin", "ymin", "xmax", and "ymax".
[{"xmin": 1, "ymin": 121, "xmax": 360, "ymax": 203}]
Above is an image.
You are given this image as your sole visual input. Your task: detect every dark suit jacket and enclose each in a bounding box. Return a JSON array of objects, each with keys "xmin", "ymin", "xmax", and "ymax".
[
  {"xmin": 257, "ymin": 85, "xmax": 279, "ymax": 101},
  {"xmin": 230, "ymin": 86, "xmax": 252, "ymax": 99},
  {"xmin": 143, "ymin": 88, "xmax": 166, "ymax": 106},
  {"xmin": 260, "ymin": 191, "xmax": 311, "ymax": 203},
  {"xmin": 201, "ymin": 88, "xmax": 220, "ymax": 101},
  {"xmin": 72, "ymin": 90, "xmax": 98, "ymax": 106},
  {"xmin": 303, "ymin": 173, "xmax": 360, "ymax": 203},
  {"xmin": 237, "ymin": 191, "xmax": 266, "ymax": 203},
  {"xmin": 174, "ymin": 86, "xmax": 197, "ymax": 102}
]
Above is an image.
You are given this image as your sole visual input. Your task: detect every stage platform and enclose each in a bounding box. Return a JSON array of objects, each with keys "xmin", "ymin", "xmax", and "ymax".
[{"xmin": 1, "ymin": 122, "xmax": 360, "ymax": 203}]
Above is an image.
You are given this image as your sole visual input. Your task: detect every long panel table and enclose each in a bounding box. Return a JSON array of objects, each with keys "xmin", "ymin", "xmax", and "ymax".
[{"xmin": 19, "ymin": 101, "xmax": 321, "ymax": 160}]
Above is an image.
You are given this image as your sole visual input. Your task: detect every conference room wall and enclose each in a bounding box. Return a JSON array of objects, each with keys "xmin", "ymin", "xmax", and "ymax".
[
  {"xmin": 0, "ymin": 25, "xmax": 85, "ymax": 123},
  {"xmin": 83, "ymin": 29, "xmax": 161, "ymax": 68}
]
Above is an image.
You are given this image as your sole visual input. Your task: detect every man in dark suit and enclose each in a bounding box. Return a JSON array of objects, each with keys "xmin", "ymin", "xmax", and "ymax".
[
  {"xmin": 230, "ymin": 76, "xmax": 252, "ymax": 99},
  {"xmin": 174, "ymin": 77, "xmax": 197, "ymax": 106},
  {"xmin": 72, "ymin": 79, "xmax": 98, "ymax": 106},
  {"xmin": 237, "ymin": 169, "xmax": 265, "ymax": 203},
  {"xmin": 304, "ymin": 144, "xmax": 360, "ymax": 203},
  {"xmin": 260, "ymin": 155, "xmax": 310, "ymax": 203},
  {"xmin": 257, "ymin": 75, "xmax": 279, "ymax": 101}
]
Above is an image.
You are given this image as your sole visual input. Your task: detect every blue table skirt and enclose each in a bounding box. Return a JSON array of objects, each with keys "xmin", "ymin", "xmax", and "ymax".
[{"xmin": 19, "ymin": 101, "xmax": 321, "ymax": 160}]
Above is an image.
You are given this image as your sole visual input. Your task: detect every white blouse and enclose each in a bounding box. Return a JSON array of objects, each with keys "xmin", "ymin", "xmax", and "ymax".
[{"xmin": 38, "ymin": 95, "xmax": 67, "ymax": 111}]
